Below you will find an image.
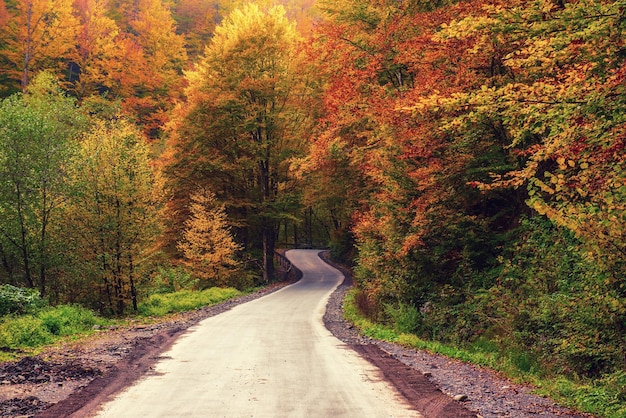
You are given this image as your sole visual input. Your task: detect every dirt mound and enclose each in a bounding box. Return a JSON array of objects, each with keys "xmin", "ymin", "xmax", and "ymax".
[
  {"xmin": 1, "ymin": 396, "xmax": 49, "ymax": 417},
  {"xmin": 0, "ymin": 357, "xmax": 101, "ymax": 385}
]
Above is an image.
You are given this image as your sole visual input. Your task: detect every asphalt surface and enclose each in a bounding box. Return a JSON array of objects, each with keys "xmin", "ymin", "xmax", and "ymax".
[{"xmin": 93, "ymin": 249, "xmax": 421, "ymax": 417}]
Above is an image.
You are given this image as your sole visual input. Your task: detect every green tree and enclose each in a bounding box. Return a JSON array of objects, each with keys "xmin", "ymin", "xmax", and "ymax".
[
  {"xmin": 168, "ymin": 4, "xmax": 309, "ymax": 282},
  {"xmin": 0, "ymin": 73, "xmax": 85, "ymax": 296},
  {"xmin": 66, "ymin": 117, "xmax": 163, "ymax": 315}
]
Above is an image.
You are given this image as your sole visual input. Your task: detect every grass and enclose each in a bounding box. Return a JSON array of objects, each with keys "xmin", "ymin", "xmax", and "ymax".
[
  {"xmin": 137, "ymin": 287, "xmax": 242, "ymax": 316},
  {"xmin": 0, "ymin": 304, "xmax": 109, "ymax": 361},
  {"xmin": 0, "ymin": 286, "xmax": 247, "ymax": 361},
  {"xmin": 343, "ymin": 289, "xmax": 626, "ymax": 418}
]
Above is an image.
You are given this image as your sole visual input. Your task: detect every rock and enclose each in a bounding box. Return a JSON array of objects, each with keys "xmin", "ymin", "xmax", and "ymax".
[
  {"xmin": 423, "ymin": 372, "xmax": 432, "ymax": 378},
  {"xmin": 92, "ymin": 325, "xmax": 102, "ymax": 330},
  {"xmin": 454, "ymin": 394, "xmax": 468, "ymax": 402}
]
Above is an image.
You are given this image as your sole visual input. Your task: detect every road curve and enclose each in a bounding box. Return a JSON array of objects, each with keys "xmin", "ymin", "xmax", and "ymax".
[{"xmin": 94, "ymin": 249, "xmax": 420, "ymax": 418}]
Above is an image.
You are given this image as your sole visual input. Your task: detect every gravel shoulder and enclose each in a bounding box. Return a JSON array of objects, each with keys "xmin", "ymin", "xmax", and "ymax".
[{"xmin": 0, "ymin": 256, "xmax": 594, "ymax": 418}]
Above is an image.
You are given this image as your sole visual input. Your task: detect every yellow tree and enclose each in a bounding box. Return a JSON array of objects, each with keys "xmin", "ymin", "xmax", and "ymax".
[
  {"xmin": 72, "ymin": 0, "xmax": 121, "ymax": 98},
  {"xmin": 116, "ymin": 0, "xmax": 187, "ymax": 136},
  {"xmin": 66, "ymin": 117, "xmax": 163, "ymax": 315},
  {"xmin": 178, "ymin": 188, "xmax": 241, "ymax": 288},
  {"xmin": 3, "ymin": 0, "xmax": 79, "ymax": 90},
  {"xmin": 169, "ymin": 4, "xmax": 309, "ymax": 282}
]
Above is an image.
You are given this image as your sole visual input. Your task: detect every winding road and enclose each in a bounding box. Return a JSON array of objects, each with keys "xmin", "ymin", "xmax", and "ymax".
[{"xmin": 94, "ymin": 249, "xmax": 420, "ymax": 417}]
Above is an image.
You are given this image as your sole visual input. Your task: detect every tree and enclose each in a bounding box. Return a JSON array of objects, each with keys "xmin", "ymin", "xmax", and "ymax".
[
  {"xmin": 178, "ymin": 188, "xmax": 241, "ymax": 287},
  {"xmin": 72, "ymin": 0, "xmax": 121, "ymax": 99},
  {"xmin": 168, "ymin": 4, "xmax": 309, "ymax": 282},
  {"xmin": 2, "ymin": 0, "xmax": 79, "ymax": 90},
  {"xmin": 420, "ymin": 0, "xmax": 626, "ymax": 279},
  {"xmin": 113, "ymin": 0, "xmax": 187, "ymax": 137},
  {"xmin": 0, "ymin": 73, "xmax": 85, "ymax": 296},
  {"xmin": 66, "ymin": 117, "xmax": 163, "ymax": 315}
]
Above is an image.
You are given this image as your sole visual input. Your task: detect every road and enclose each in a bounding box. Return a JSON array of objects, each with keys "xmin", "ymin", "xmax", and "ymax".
[{"xmin": 94, "ymin": 249, "xmax": 420, "ymax": 417}]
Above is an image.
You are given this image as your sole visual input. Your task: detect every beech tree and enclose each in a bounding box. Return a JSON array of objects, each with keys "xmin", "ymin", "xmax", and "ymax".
[
  {"xmin": 72, "ymin": 0, "xmax": 121, "ymax": 98},
  {"xmin": 115, "ymin": 0, "xmax": 187, "ymax": 137},
  {"xmin": 178, "ymin": 188, "xmax": 241, "ymax": 288},
  {"xmin": 168, "ymin": 4, "xmax": 309, "ymax": 282}
]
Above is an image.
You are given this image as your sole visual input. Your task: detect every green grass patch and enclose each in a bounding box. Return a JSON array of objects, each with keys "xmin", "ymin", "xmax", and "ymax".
[
  {"xmin": 343, "ymin": 289, "xmax": 626, "ymax": 418},
  {"xmin": 0, "ymin": 286, "xmax": 249, "ymax": 361},
  {"xmin": 0, "ymin": 304, "xmax": 107, "ymax": 359},
  {"xmin": 137, "ymin": 287, "xmax": 242, "ymax": 316}
]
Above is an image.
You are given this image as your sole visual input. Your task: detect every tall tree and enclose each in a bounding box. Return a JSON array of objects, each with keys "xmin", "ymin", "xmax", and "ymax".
[
  {"xmin": 65, "ymin": 117, "xmax": 163, "ymax": 315},
  {"xmin": 168, "ymin": 4, "xmax": 308, "ymax": 282},
  {"xmin": 0, "ymin": 73, "xmax": 85, "ymax": 295},
  {"xmin": 114, "ymin": 0, "xmax": 187, "ymax": 137},
  {"xmin": 72, "ymin": 0, "xmax": 121, "ymax": 98}
]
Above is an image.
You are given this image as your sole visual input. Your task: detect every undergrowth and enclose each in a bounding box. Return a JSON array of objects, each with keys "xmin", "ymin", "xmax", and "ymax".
[
  {"xmin": 343, "ymin": 290, "xmax": 626, "ymax": 418},
  {"xmin": 0, "ymin": 304, "xmax": 108, "ymax": 360},
  {"xmin": 0, "ymin": 286, "xmax": 247, "ymax": 361},
  {"xmin": 137, "ymin": 287, "xmax": 242, "ymax": 316}
]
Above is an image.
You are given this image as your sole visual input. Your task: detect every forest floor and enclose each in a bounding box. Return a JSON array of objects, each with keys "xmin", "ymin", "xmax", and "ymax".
[{"xmin": 0, "ymin": 259, "xmax": 594, "ymax": 418}]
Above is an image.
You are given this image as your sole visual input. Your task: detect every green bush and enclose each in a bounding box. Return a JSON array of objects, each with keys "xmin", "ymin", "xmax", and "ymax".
[
  {"xmin": 384, "ymin": 302, "xmax": 423, "ymax": 334},
  {"xmin": 152, "ymin": 266, "xmax": 199, "ymax": 293},
  {"xmin": 0, "ymin": 305, "xmax": 104, "ymax": 351},
  {"xmin": 0, "ymin": 285, "xmax": 43, "ymax": 315}
]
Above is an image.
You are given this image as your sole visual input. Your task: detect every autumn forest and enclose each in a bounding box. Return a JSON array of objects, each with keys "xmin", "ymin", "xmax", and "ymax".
[{"xmin": 0, "ymin": 0, "xmax": 625, "ymax": 413}]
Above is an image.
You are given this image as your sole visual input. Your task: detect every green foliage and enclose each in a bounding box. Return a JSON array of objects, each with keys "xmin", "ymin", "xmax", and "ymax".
[
  {"xmin": 152, "ymin": 266, "xmax": 198, "ymax": 294},
  {"xmin": 0, "ymin": 316, "xmax": 53, "ymax": 349},
  {"xmin": 0, "ymin": 74, "xmax": 86, "ymax": 295},
  {"xmin": 0, "ymin": 304, "xmax": 104, "ymax": 350},
  {"xmin": 0, "ymin": 285, "xmax": 43, "ymax": 315},
  {"xmin": 36, "ymin": 305, "xmax": 101, "ymax": 336},
  {"xmin": 137, "ymin": 287, "xmax": 242, "ymax": 317},
  {"xmin": 384, "ymin": 302, "xmax": 422, "ymax": 335},
  {"xmin": 344, "ymin": 289, "xmax": 626, "ymax": 417},
  {"xmin": 407, "ymin": 216, "xmax": 625, "ymax": 381}
]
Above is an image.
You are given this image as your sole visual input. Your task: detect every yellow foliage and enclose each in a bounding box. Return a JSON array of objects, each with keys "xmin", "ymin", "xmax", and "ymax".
[{"xmin": 177, "ymin": 189, "xmax": 241, "ymax": 287}]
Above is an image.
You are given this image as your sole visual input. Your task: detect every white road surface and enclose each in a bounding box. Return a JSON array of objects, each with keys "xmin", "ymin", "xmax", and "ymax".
[{"xmin": 94, "ymin": 249, "xmax": 420, "ymax": 417}]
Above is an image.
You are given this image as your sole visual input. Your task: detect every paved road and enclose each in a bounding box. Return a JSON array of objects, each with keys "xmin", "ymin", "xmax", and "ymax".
[{"xmin": 95, "ymin": 249, "xmax": 420, "ymax": 417}]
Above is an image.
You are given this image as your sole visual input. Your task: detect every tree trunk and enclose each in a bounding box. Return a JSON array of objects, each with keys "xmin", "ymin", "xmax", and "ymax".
[{"xmin": 262, "ymin": 224, "xmax": 275, "ymax": 283}]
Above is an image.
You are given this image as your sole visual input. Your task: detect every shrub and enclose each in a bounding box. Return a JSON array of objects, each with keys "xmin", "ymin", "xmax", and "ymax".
[
  {"xmin": 0, "ymin": 285, "xmax": 43, "ymax": 316},
  {"xmin": 384, "ymin": 302, "xmax": 423, "ymax": 334},
  {"xmin": 0, "ymin": 316, "xmax": 53, "ymax": 348},
  {"xmin": 152, "ymin": 266, "xmax": 198, "ymax": 293}
]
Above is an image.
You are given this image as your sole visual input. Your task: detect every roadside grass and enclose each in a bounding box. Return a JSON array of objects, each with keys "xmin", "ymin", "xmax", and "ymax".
[
  {"xmin": 137, "ymin": 287, "xmax": 242, "ymax": 316},
  {"xmin": 0, "ymin": 304, "xmax": 110, "ymax": 361},
  {"xmin": 0, "ymin": 286, "xmax": 247, "ymax": 362},
  {"xmin": 343, "ymin": 289, "xmax": 626, "ymax": 418}
]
